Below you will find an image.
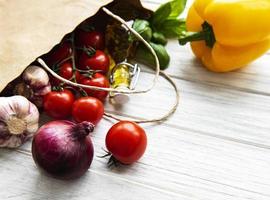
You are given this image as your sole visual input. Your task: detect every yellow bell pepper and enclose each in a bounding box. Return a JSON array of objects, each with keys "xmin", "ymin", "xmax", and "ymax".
[{"xmin": 179, "ymin": 0, "xmax": 270, "ymax": 72}]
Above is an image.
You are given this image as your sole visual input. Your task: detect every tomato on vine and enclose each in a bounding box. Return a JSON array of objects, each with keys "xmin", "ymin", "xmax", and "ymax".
[
  {"xmin": 50, "ymin": 62, "xmax": 83, "ymax": 86},
  {"xmin": 59, "ymin": 61, "xmax": 73, "ymax": 80},
  {"xmin": 79, "ymin": 73, "xmax": 110, "ymax": 101},
  {"xmin": 105, "ymin": 121, "xmax": 147, "ymax": 165},
  {"xmin": 72, "ymin": 97, "xmax": 104, "ymax": 125},
  {"xmin": 59, "ymin": 61, "xmax": 83, "ymax": 82},
  {"xmin": 75, "ymin": 29, "xmax": 105, "ymax": 50},
  {"xmin": 43, "ymin": 89, "xmax": 75, "ymax": 119},
  {"xmin": 78, "ymin": 49, "xmax": 110, "ymax": 74}
]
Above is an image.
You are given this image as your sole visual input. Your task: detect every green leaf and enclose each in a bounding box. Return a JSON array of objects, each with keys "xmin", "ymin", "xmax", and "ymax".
[
  {"xmin": 132, "ymin": 19, "xmax": 150, "ymax": 32},
  {"xmin": 132, "ymin": 19, "xmax": 152, "ymax": 41},
  {"xmin": 151, "ymin": 3, "xmax": 172, "ymax": 27},
  {"xmin": 151, "ymin": 0, "xmax": 187, "ymax": 27},
  {"xmin": 169, "ymin": 0, "xmax": 187, "ymax": 18},
  {"xmin": 152, "ymin": 32, "xmax": 168, "ymax": 45},
  {"xmin": 151, "ymin": 0, "xmax": 187, "ymax": 37},
  {"xmin": 135, "ymin": 42, "xmax": 170, "ymax": 70},
  {"xmin": 158, "ymin": 19, "xmax": 186, "ymax": 38}
]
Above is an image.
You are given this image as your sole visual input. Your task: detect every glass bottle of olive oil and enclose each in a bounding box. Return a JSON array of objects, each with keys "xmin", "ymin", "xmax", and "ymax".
[{"xmin": 110, "ymin": 63, "xmax": 131, "ymax": 104}]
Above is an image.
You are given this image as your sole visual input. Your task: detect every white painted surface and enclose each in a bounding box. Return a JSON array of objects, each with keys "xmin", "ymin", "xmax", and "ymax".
[{"xmin": 1, "ymin": 0, "xmax": 270, "ymax": 199}]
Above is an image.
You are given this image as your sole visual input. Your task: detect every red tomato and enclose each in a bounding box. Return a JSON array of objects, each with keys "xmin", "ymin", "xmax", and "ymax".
[
  {"xmin": 72, "ymin": 97, "xmax": 104, "ymax": 125},
  {"xmin": 105, "ymin": 121, "xmax": 147, "ymax": 165},
  {"xmin": 79, "ymin": 73, "xmax": 110, "ymax": 101},
  {"xmin": 59, "ymin": 62, "xmax": 83, "ymax": 82},
  {"xmin": 45, "ymin": 42, "xmax": 72, "ymax": 66},
  {"xmin": 75, "ymin": 29, "xmax": 105, "ymax": 50},
  {"xmin": 78, "ymin": 50, "xmax": 110, "ymax": 73},
  {"xmin": 75, "ymin": 72, "xmax": 84, "ymax": 83},
  {"xmin": 59, "ymin": 62, "xmax": 73, "ymax": 80},
  {"xmin": 43, "ymin": 89, "xmax": 75, "ymax": 119},
  {"xmin": 50, "ymin": 62, "xmax": 83, "ymax": 86}
]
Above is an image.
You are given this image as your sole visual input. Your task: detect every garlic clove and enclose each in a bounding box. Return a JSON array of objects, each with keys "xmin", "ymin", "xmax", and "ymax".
[
  {"xmin": 34, "ymin": 84, "xmax": 52, "ymax": 96},
  {"xmin": 14, "ymin": 65, "xmax": 51, "ymax": 108},
  {"xmin": 23, "ymin": 65, "xmax": 50, "ymax": 88}
]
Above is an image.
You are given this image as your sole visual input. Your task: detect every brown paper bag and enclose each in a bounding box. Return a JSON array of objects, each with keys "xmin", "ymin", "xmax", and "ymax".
[{"xmin": 0, "ymin": 0, "xmax": 151, "ymax": 93}]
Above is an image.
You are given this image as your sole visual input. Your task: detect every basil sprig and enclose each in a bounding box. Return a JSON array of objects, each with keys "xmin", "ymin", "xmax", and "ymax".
[
  {"xmin": 132, "ymin": 0, "xmax": 187, "ymax": 69},
  {"xmin": 151, "ymin": 0, "xmax": 187, "ymax": 38}
]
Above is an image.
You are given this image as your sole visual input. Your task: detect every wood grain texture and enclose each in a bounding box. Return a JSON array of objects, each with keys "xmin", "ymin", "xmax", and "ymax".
[
  {"xmin": 1, "ymin": 0, "xmax": 270, "ymax": 200},
  {"xmin": 165, "ymin": 42, "xmax": 270, "ymax": 96},
  {"xmin": 12, "ymin": 119, "xmax": 270, "ymax": 200},
  {"xmin": 102, "ymin": 71, "xmax": 270, "ymax": 148}
]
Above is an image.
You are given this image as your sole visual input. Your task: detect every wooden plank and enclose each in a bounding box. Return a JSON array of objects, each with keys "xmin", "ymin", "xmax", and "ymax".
[
  {"xmin": 165, "ymin": 42, "xmax": 270, "ymax": 95},
  {"xmin": 15, "ymin": 120, "xmax": 270, "ymax": 200},
  {"xmin": 0, "ymin": 150, "xmax": 182, "ymax": 200},
  {"xmin": 100, "ymin": 72, "xmax": 270, "ymax": 148}
]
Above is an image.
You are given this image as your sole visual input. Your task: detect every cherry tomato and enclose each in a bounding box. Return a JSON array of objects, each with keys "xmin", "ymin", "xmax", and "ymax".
[
  {"xmin": 50, "ymin": 62, "xmax": 83, "ymax": 86},
  {"xmin": 45, "ymin": 42, "xmax": 72, "ymax": 66},
  {"xmin": 79, "ymin": 73, "xmax": 109, "ymax": 101},
  {"xmin": 72, "ymin": 97, "xmax": 104, "ymax": 125},
  {"xmin": 59, "ymin": 62, "xmax": 73, "ymax": 80},
  {"xmin": 75, "ymin": 29, "xmax": 105, "ymax": 50},
  {"xmin": 105, "ymin": 121, "xmax": 147, "ymax": 165},
  {"xmin": 43, "ymin": 89, "xmax": 75, "ymax": 119},
  {"xmin": 78, "ymin": 50, "xmax": 110, "ymax": 73},
  {"xmin": 59, "ymin": 61, "xmax": 83, "ymax": 82}
]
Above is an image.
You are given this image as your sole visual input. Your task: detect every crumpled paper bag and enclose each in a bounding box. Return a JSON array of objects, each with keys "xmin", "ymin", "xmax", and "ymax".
[{"xmin": 0, "ymin": 0, "xmax": 151, "ymax": 93}]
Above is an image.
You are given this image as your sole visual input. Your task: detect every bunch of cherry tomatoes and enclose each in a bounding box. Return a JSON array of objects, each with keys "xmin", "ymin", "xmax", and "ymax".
[
  {"xmin": 44, "ymin": 29, "xmax": 109, "ymax": 125},
  {"xmin": 42, "ymin": 26, "xmax": 147, "ymax": 165}
]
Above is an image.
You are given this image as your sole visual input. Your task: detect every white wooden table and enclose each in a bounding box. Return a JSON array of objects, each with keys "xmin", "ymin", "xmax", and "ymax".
[{"xmin": 1, "ymin": 1, "xmax": 270, "ymax": 199}]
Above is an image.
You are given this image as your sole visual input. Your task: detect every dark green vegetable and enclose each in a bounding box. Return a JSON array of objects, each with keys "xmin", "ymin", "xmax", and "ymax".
[
  {"xmin": 151, "ymin": 0, "xmax": 187, "ymax": 38},
  {"xmin": 132, "ymin": 19, "xmax": 152, "ymax": 42},
  {"xmin": 151, "ymin": 3, "xmax": 172, "ymax": 27},
  {"xmin": 152, "ymin": 32, "xmax": 167, "ymax": 45},
  {"xmin": 152, "ymin": 0, "xmax": 187, "ymax": 23},
  {"xmin": 157, "ymin": 19, "xmax": 186, "ymax": 38},
  {"xmin": 135, "ymin": 42, "xmax": 170, "ymax": 70},
  {"xmin": 167, "ymin": 0, "xmax": 187, "ymax": 18}
]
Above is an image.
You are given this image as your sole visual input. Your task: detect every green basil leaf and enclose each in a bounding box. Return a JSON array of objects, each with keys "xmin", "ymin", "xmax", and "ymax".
[
  {"xmin": 152, "ymin": 32, "xmax": 168, "ymax": 45},
  {"xmin": 151, "ymin": 3, "xmax": 172, "ymax": 26},
  {"xmin": 169, "ymin": 0, "xmax": 187, "ymax": 18},
  {"xmin": 132, "ymin": 19, "xmax": 150, "ymax": 32},
  {"xmin": 135, "ymin": 42, "xmax": 170, "ymax": 70},
  {"xmin": 151, "ymin": 0, "xmax": 187, "ymax": 27},
  {"xmin": 158, "ymin": 19, "xmax": 186, "ymax": 38},
  {"xmin": 132, "ymin": 19, "xmax": 152, "ymax": 41}
]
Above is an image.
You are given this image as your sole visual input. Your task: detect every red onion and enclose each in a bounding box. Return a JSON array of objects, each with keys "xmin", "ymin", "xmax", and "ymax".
[{"xmin": 32, "ymin": 120, "xmax": 94, "ymax": 179}]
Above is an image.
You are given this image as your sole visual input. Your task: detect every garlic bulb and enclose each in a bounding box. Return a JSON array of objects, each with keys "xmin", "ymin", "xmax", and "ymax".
[
  {"xmin": 14, "ymin": 65, "xmax": 51, "ymax": 107},
  {"xmin": 0, "ymin": 96, "xmax": 39, "ymax": 148}
]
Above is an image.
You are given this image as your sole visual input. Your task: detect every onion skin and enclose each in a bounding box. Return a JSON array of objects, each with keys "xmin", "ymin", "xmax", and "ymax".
[{"xmin": 32, "ymin": 120, "xmax": 94, "ymax": 179}]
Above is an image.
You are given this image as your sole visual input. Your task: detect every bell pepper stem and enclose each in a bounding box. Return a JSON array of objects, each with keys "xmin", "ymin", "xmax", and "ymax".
[
  {"xmin": 179, "ymin": 22, "xmax": 216, "ymax": 48},
  {"xmin": 179, "ymin": 31, "xmax": 206, "ymax": 45}
]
